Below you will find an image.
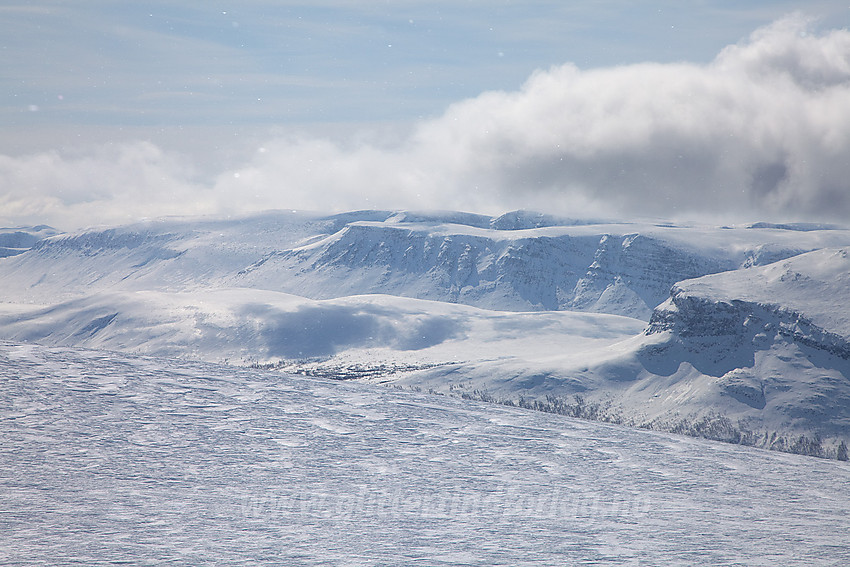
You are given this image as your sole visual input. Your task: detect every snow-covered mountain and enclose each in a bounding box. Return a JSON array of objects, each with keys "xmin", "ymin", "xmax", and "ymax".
[
  {"xmin": 2, "ymin": 209, "xmax": 850, "ymax": 458},
  {"xmin": 4, "ymin": 210, "xmax": 849, "ymax": 318},
  {"xmin": 0, "ymin": 224, "xmax": 58, "ymax": 258},
  {"xmin": 392, "ymin": 246, "xmax": 850, "ymax": 458}
]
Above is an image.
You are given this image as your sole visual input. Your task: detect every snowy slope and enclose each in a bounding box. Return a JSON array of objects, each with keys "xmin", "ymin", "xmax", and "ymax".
[
  {"xmin": 0, "ymin": 224, "xmax": 58, "ymax": 258},
  {"xmin": 0, "ymin": 211, "xmax": 335, "ymax": 303},
  {"xmin": 2, "ymin": 341, "xmax": 849, "ymax": 566},
  {"xmin": 0, "ymin": 287, "xmax": 645, "ymax": 369},
  {"xmin": 631, "ymin": 247, "xmax": 850, "ymax": 446}
]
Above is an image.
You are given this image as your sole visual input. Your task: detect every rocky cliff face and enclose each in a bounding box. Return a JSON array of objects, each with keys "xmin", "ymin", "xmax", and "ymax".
[
  {"xmin": 647, "ymin": 247, "xmax": 850, "ymax": 359},
  {"xmin": 649, "ymin": 288, "xmax": 850, "ymax": 361},
  {"xmin": 236, "ymin": 221, "xmax": 740, "ymax": 318}
]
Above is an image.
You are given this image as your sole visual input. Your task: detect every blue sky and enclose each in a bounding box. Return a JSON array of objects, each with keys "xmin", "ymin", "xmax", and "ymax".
[
  {"xmin": 2, "ymin": 2, "xmax": 850, "ymax": 227},
  {"xmin": 7, "ymin": 1, "xmax": 847, "ymax": 133}
]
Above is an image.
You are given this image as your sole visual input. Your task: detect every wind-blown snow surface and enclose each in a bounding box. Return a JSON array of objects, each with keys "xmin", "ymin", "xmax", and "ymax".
[
  {"xmin": 2, "ymin": 210, "xmax": 850, "ymax": 457},
  {"xmin": 2, "ymin": 341, "xmax": 849, "ymax": 566}
]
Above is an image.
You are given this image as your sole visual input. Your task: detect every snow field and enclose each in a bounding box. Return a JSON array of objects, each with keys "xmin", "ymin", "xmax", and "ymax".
[{"xmin": 1, "ymin": 342, "xmax": 849, "ymax": 566}]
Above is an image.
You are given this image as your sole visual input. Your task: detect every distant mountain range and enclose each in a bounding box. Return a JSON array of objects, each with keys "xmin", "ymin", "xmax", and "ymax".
[{"xmin": 2, "ymin": 210, "xmax": 849, "ymax": 459}]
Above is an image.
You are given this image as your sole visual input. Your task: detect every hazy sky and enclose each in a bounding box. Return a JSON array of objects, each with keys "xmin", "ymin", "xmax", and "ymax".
[{"xmin": 3, "ymin": 1, "xmax": 850, "ymax": 229}]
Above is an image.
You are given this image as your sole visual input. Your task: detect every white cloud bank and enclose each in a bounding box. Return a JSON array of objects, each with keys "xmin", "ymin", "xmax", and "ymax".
[{"xmin": 3, "ymin": 14, "xmax": 850, "ymax": 229}]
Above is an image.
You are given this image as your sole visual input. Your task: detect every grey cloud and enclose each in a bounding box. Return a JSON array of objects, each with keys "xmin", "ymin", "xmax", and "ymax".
[{"xmin": 401, "ymin": 14, "xmax": 850, "ymax": 221}]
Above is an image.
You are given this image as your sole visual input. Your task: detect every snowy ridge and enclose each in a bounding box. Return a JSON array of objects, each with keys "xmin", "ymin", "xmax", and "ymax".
[
  {"xmin": 649, "ymin": 284, "xmax": 850, "ymax": 361},
  {"xmin": 612, "ymin": 248, "xmax": 850, "ymax": 451}
]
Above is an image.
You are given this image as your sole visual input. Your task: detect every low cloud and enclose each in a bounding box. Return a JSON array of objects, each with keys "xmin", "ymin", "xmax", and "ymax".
[
  {"xmin": 0, "ymin": 142, "xmax": 215, "ymax": 228},
  {"xmin": 3, "ymin": 14, "xmax": 849, "ymax": 229}
]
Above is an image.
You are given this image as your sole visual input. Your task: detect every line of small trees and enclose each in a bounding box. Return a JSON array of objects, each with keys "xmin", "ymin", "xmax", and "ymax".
[{"xmin": 447, "ymin": 388, "xmax": 849, "ymax": 462}]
